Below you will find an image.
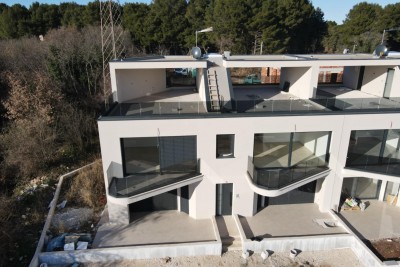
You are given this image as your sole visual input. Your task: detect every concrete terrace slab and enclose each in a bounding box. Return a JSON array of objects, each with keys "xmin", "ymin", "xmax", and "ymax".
[
  {"xmin": 108, "ymin": 88, "xmax": 207, "ymax": 116},
  {"xmin": 233, "ymin": 87, "xmax": 325, "ymax": 113},
  {"xmin": 339, "ymin": 199, "xmax": 400, "ymax": 240},
  {"xmin": 127, "ymin": 88, "xmax": 202, "ymax": 103},
  {"xmin": 239, "ymin": 203, "xmax": 347, "ymax": 238},
  {"xmin": 316, "ymin": 86, "xmax": 400, "ymax": 110},
  {"xmin": 93, "ymin": 210, "xmax": 216, "ymax": 248},
  {"xmin": 233, "ymin": 86, "xmax": 296, "ymax": 101}
]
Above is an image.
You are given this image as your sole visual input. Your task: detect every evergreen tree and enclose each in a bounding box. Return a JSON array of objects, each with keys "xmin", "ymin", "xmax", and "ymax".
[
  {"xmin": 341, "ymin": 2, "xmax": 382, "ymax": 52},
  {"xmin": 207, "ymin": 0, "xmax": 251, "ymax": 54},
  {"xmin": 59, "ymin": 2, "xmax": 85, "ymax": 28},
  {"xmin": 185, "ymin": 0, "xmax": 211, "ymax": 50},
  {"xmin": 83, "ymin": 1, "xmax": 101, "ymax": 26},
  {"xmin": 0, "ymin": 4, "xmax": 30, "ymax": 39},
  {"xmin": 29, "ymin": 3, "xmax": 61, "ymax": 36},
  {"xmin": 322, "ymin": 21, "xmax": 341, "ymax": 53},
  {"xmin": 145, "ymin": 0, "xmax": 188, "ymax": 54},
  {"xmin": 123, "ymin": 3, "xmax": 151, "ymax": 52},
  {"xmin": 380, "ymin": 3, "xmax": 400, "ymax": 51},
  {"xmin": 253, "ymin": 0, "xmax": 286, "ymax": 54}
]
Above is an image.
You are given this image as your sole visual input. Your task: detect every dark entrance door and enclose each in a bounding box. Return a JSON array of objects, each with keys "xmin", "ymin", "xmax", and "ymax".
[
  {"xmin": 180, "ymin": 185, "xmax": 189, "ymax": 214},
  {"xmin": 356, "ymin": 66, "xmax": 365, "ymax": 90},
  {"xmin": 216, "ymin": 183, "xmax": 233, "ymax": 215}
]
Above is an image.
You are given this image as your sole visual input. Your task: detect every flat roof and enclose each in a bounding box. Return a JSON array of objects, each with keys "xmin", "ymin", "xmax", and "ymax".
[
  {"xmin": 229, "ymin": 53, "xmax": 400, "ymax": 61},
  {"xmin": 110, "ymin": 55, "xmax": 208, "ymax": 69},
  {"xmin": 224, "ymin": 53, "xmax": 400, "ymax": 68},
  {"xmin": 110, "ymin": 53, "xmax": 400, "ymax": 69}
]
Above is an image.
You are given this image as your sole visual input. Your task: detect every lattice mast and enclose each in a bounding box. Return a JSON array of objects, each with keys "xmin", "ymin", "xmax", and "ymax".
[
  {"xmin": 253, "ymin": 31, "xmax": 263, "ymax": 55},
  {"xmin": 100, "ymin": 0, "xmax": 124, "ymax": 107}
]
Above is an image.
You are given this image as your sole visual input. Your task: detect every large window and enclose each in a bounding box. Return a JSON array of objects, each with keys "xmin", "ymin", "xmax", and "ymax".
[
  {"xmin": 342, "ymin": 177, "xmax": 381, "ymax": 199},
  {"xmin": 122, "ymin": 137, "xmax": 160, "ymax": 174},
  {"xmin": 250, "ymin": 131, "xmax": 331, "ymax": 189},
  {"xmin": 122, "ymin": 136, "xmax": 197, "ymax": 175},
  {"xmin": 253, "ymin": 133, "xmax": 291, "ymax": 168},
  {"xmin": 346, "ymin": 129, "xmax": 400, "ymax": 175},
  {"xmin": 253, "ymin": 131, "xmax": 330, "ymax": 169}
]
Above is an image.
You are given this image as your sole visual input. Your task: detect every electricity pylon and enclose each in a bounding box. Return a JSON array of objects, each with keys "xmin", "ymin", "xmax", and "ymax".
[{"xmin": 100, "ymin": 0, "xmax": 125, "ymax": 107}]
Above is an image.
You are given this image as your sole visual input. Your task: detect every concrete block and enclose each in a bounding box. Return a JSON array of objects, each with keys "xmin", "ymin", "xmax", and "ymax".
[{"xmin": 107, "ymin": 202, "xmax": 129, "ymax": 225}]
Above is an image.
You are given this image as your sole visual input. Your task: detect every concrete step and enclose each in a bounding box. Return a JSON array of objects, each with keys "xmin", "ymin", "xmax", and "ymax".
[
  {"xmin": 223, "ymin": 245, "xmax": 242, "ymax": 252},
  {"xmin": 222, "ymin": 240, "xmax": 241, "ymax": 247},
  {"xmin": 222, "ymin": 238, "xmax": 242, "ymax": 252}
]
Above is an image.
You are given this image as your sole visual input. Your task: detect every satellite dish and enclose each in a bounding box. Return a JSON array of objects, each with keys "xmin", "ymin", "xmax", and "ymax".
[
  {"xmin": 191, "ymin": 47, "xmax": 201, "ymax": 59},
  {"xmin": 373, "ymin": 44, "xmax": 388, "ymax": 57}
]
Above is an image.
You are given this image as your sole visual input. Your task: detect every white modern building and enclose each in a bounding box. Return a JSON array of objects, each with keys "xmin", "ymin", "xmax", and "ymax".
[{"xmin": 98, "ymin": 52, "xmax": 400, "ymax": 241}]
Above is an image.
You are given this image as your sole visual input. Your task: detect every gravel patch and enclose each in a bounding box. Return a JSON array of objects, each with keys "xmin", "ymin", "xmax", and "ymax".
[
  {"xmin": 84, "ymin": 248, "xmax": 364, "ymax": 267},
  {"xmin": 52, "ymin": 208, "xmax": 93, "ymax": 231}
]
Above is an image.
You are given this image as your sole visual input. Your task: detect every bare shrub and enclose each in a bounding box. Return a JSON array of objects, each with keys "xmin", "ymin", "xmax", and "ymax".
[
  {"xmin": 2, "ymin": 72, "xmax": 63, "ymax": 123},
  {"xmin": 0, "ymin": 37, "xmax": 48, "ymax": 82},
  {"xmin": 1, "ymin": 72, "xmax": 63, "ymax": 179},
  {"xmin": 65, "ymin": 160, "xmax": 105, "ymax": 210},
  {"xmin": 1, "ymin": 118, "xmax": 58, "ymax": 179}
]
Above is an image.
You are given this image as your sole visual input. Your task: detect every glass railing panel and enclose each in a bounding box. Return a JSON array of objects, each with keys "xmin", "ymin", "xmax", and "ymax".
[
  {"xmin": 248, "ymin": 155, "xmax": 328, "ymax": 190},
  {"xmin": 109, "ymin": 159, "xmax": 201, "ymax": 198},
  {"xmin": 310, "ymin": 97, "xmax": 400, "ymax": 111},
  {"xmin": 102, "ymin": 96, "xmax": 400, "ymax": 118},
  {"xmin": 109, "ymin": 172, "xmax": 201, "ymax": 198}
]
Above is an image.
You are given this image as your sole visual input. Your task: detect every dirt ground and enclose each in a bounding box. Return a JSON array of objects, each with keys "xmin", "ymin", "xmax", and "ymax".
[
  {"xmin": 370, "ymin": 237, "xmax": 400, "ymax": 261},
  {"xmin": 84, "ymin": 248, "xmax": 364, "ymax": 267}
]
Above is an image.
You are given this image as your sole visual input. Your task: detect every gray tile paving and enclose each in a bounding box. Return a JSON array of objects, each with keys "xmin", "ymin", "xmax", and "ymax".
[
  {"xmin": 240, "ymin": 203, "xmax": 347, "ymax": 238},
  {"xmin": 340, "ymin": 199, "xmax": 400, "ymax": 240},
  {"xmin": 93, "ymin": 210, "xmax": 216, "ymax": 248}
]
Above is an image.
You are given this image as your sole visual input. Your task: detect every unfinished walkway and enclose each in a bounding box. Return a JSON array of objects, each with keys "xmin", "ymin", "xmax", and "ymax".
[
  {"xmin": 93, "ymin": 210, "xmax": 216, "ymax": 247},
  {"xmin": 339, "ymin": 200, "xmax": 400, "ymax": 240},
  {"xmin": 240, "ymin": 203, "xmax": 347, "ymax": 239}
]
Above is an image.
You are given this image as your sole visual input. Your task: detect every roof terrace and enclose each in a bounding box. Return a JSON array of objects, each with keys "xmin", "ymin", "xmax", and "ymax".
[
  {"xmin": 102, "ymin": 53, "xmax": 400, "ymax": 120},
  {"xmin": 102, "ymin": 87, "xmax": 400, "ymax": 119}
]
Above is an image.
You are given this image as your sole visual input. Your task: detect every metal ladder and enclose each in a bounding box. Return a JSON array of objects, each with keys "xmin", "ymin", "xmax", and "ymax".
[{"xmin": 207, "ymin": 69, "xmax": 221, "ymax": 111}]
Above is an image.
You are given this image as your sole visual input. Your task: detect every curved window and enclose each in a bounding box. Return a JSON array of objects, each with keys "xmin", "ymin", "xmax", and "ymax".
[{"xmin": 250, "ymin": 131, "xmax": 331, "ymax": 189}]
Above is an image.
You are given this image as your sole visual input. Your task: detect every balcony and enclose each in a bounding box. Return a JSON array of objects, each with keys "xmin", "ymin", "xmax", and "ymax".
[
  {"xmin": 247, "ymin": 131, "xmax": 331, "ymax": 193},
  {"xmin": 248, "ymin": 156, "xmax": 329, "ymax": 190},
  {"xmin": 108, "ymin": 171, "xmax": 202, "ymax": 198},
  {"xmin": 110, "ymin": 136, "xmax": 201, "ymax": 199}
]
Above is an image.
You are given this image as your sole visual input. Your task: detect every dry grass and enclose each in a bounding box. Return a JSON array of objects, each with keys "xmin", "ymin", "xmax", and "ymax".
[
  {"xmin": 65, "ymin": 160, "xmax": 105, "ymax": 211},
  {"xmin": 0, "ymin": 196, "xmax": 17, "ymax": 248},
  {"xmin": 0, "ymin": 181, "xmax": 56, "ymax": 266},
  {"xmin": 49, "ymin": 160, "xmax": 105, "ymax": 237}
]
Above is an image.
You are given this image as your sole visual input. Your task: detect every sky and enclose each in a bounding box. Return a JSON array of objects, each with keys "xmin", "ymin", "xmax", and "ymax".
[{"xmin": 0, "ymin": 0, "xmax": 399, "ymax": 25}]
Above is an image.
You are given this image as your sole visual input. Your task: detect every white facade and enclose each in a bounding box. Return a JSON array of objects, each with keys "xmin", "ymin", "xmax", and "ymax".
[{"xmin": 99, "ymin": 53, "xmax": 400, "ymax": 225}]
